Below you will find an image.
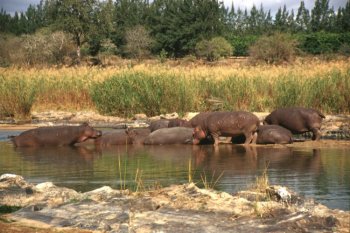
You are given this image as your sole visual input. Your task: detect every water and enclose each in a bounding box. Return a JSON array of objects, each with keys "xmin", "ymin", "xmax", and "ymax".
[{"xmin": 1, "ymin": 130, "xmax": 350, "ymax": 211}]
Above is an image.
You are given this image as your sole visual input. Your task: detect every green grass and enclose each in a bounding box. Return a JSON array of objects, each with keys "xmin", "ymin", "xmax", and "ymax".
[{"xmin": 1, "ymin": 68, "xmax": 349, "ymax": 118}]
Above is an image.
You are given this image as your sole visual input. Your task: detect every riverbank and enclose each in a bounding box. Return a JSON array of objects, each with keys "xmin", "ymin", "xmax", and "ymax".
[
  {"xmin": 1, "ymin": 110, "xmax": 349, "ymax": 141},
  {"xmin": 0, "ymin": 174, "xmax": 349, "ymax": 233}
]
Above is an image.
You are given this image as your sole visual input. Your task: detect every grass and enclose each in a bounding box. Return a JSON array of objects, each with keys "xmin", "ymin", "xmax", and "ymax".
[{"xmin": 0, "ymin": 58, "xmax": 349, "ymax": 118}]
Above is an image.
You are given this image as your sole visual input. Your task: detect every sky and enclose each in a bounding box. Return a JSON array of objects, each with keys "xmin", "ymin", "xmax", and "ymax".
[{"xmin": 0, "ymin": 0, "xmax": 347, "ymax": 16}]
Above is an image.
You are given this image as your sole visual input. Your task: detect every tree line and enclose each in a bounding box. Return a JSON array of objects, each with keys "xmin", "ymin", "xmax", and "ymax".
[{"xmin": 0, "ymin": 0, "xmax": 349, "ymax": 60}]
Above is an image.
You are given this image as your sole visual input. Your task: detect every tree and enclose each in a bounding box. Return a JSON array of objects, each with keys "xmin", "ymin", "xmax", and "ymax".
[
  {"xmin": 310, "ymin": 0, "xmax": 331, "ymax": 31},
  {"xmin": 55, "ymin": 0, "xmax": 97, "ymax": 62},
  {"xmin": 124, "ymin": 25, "xmax": 153, "ymax": 59},
  {"xmin": 274, "ymin": 5, "xmax": 289, "ymax": 32},
  {"xmin": 296, "ymin": 1, "xmax": 310, "ymax": 32}
]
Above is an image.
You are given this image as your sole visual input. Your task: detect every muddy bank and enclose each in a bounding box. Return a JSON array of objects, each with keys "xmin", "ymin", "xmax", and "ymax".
[{"xmin": 0, "ymin": 174, "xmax": 349, "ymax": 233}]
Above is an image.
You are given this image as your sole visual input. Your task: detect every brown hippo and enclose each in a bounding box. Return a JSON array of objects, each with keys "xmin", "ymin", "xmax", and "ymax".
[
  {"xmin": 263, "ymin": 107, "xmax": 325, "ymax": 140},
  {"xmin": 256, "ymin": 125, "xmax": 293, "ymax": 144},
  {"xmin": 168, "ymin": 118, "xmax": 191, "ymax": 128},
  {"xmin": 192, "ymin": 111, "xmax": 260, "ymax": 146},
  {"xmin": 149, "ymin": 119, "xmax": 170, "ymax": 132},
  {"xmin": 189, "ymin": 112, "xmax": 213, "ymax": 128},
  {"xmin": 94, "ymin": 129, "xmax": 133, "ymax": 146},
  {"xmin": 10, "ymin": 123, "xmax": 102, "ymax": 147},
  {"xmin": 127, "ymin": 127, "xmax": 151, "ymax": 144},
  {"xmin": 144, "ymin": 127, "xmax": 195, "ymax": 145}
]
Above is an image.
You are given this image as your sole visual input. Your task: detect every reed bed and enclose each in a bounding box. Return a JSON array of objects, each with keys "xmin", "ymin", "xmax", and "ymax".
[{"xmin": 0, "ymin": 59, "xmax": 349, "ymax": 119}]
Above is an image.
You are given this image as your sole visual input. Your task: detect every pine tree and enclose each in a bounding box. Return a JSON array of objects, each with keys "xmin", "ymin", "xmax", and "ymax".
[
  {"xmin": 311, "ymin": 0, "xmax": 331, "ymax": 31},
  {"xmin": 296, "ymin": 1, "xmax": 310, "ymax": 32}
]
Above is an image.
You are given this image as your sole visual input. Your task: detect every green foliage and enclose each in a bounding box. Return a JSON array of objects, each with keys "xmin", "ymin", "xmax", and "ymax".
[
  {"xmin": 249, "ymin": 33, "xmax": 298, "ymax": 64},
  {"xmin": 0, "ymin": 76, "xmax": 38, "ymax": 120},
  {"xmin": 298, "ymin": 32, "xmax": 342, "ymax": 54},
  {"xmin": 90, "ymin": 73, "xmax": 200, "ymax": 117},
  {"xmin": 228, "ymin": 35, "xmax": 258, "ymax": 56},
  {"xmin": 195, "ymin": 37, "xmax": 232, "ymax": 61}
]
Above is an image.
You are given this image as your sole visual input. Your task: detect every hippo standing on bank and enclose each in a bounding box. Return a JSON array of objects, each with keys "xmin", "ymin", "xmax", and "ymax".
[
  {"xmin": 264, "ymin": 107, "xmax": 325, "ymax": 140},
  {"xmin": 256, "ymin": 125, "xmax": 293, "ymax": 144},
  {"xmin": 10, "ymin": 123, "xmax": 102, "ymax": 147},
  {"xmin": 192, "ymin": 111, "xmax": 260, "ymax": 146},
  {"xmin": 144, "ymin": 127, "xmax": 194, "ymax": 145}
]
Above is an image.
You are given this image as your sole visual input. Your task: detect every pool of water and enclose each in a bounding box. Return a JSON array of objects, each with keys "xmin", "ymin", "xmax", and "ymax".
[{"xmin": 1, "ymin": 130, "xmax": 350, "ymax": 211}]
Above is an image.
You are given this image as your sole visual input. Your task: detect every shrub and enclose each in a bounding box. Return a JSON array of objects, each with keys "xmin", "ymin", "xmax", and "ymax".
[
  {"xmin": 0, "ymin": 76, "xmax": 38, "ymax": 120},
  {"xmin": 248, "ymin": 33, "xmax": 297, "ymax": 65},
  {"xmin": 195, "ymin": 37, "xmax": 233, "ymax": 61},
  {"xmin": 228, "ymin": 35, "xmax": 258, "ymax": 56}
]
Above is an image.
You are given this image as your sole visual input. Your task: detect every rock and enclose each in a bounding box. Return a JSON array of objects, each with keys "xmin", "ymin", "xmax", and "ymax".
[
  {"xmin": 1, "ymin": 176, "xmax": 349, "ymax": 233},
  {"xmin": 160, "ymin": 112, "xmax": 179, "ymax": 119}
]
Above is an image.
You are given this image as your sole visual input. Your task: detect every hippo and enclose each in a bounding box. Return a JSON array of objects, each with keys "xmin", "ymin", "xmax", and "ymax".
[
  {"xmin": 10, "ymin": 123, "xmax": 102, "ymax": 147},
  {"xmin": 168, "ymin": 118, "xmax": 191, "ymax": 128},
  {"xmin": 192, "ymin": 111, "xmax": 260, "ymax": 146},
  {"xmin": 264, "ymin": 107, "xmax": 325, "ymax": 140},
  {"xmin": 144, "ymin": 127, "xmax": 195, "ymax": 145},
  {"xmin": 149, "ymin": 119, "xmax": 170, "ymax": 132},
  {"xmin": 189, "ymin": 112, "xmax": 213, "ymax": 128},
  {"xmin": 126, "ymin": 127, "xmax": 151, "ymax": 144},
  {"xmin": 94, "ymin": 129, "xmax": 133, "ymax": 146},
  {"xmin": 256, "ymin": 125, "xmax": 293, "ymax": 144}
]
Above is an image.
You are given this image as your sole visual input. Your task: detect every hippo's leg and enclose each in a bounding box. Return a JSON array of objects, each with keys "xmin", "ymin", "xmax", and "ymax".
[
  {"xmin": 243, "ymin": 132, "xmax": 254, "ymax": 144},
  {"xmin": 311, "ymin": 128, "xmax": 322, "ymax": 141},
  {"xmin": 211, "ymin": 133, "xmax": 220, "ymax": 146},
  {"xmin": 224, "ymin": 137, "xmax": 232, "ymax": 143},
  {"xmin": 251, "ymin": 132, "xmax": 258, "ymax": 144}
]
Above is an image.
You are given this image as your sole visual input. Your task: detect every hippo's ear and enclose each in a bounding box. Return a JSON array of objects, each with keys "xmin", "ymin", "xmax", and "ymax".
[{"xmin": 82, "ymin": 122, "xmax": 89, "ymax": 126}]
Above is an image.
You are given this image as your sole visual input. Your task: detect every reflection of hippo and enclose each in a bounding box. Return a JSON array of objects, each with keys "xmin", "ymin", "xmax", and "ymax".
[
  {"xmin": 264, "ymin": 107, "xmax": 325, "ymax": 140},
  {"xmin": 144, "ymin": 127, "xmax": 194, "ymax": 145},
  {"xmin": 149, "ymin": 119, "xmax": 170, "ymax": 132},
  {"xmin": 256, "ymin": 125, "xmax": 293, "ymax": 144},
  {"xmin": 10, "ymin": 123, "xmax": 102, "ymax": 147},
  {"xmin": 192, "ymin": 111, "xmax": 260, "ymax": 146}
]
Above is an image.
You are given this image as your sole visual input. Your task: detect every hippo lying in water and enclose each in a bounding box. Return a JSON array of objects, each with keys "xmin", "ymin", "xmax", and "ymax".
[
  {"xmin": 264, "ymin": 107, "xmax": 325, "ymax": 140},
  {"xmin": 144, "ymin": 127, "xmax": 194, "ymax": 145},
  {"xmin": 192, "ymin": 111, "xmax": 260, "ymax": 146},
  {"xmin": 10, "ymin": 123, "xmax": 102, "ymax": 147},
  {"xmin": 93, "ymin": 128, "xmax": 151, "ymax": 146},
  {"xmin": 256, "ymin": 125, "xmax": 293, "ymax": 144}
]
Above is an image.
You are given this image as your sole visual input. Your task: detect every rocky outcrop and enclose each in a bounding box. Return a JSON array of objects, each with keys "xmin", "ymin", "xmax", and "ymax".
[{"xmin": 1, "ymin": 174, "xmax": 349, "ymax": 233}]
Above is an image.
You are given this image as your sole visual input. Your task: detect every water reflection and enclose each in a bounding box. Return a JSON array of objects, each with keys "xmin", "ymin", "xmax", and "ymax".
[{"xmin": 0, "ymin": 139, "xmax": 349, "ymax": 210}]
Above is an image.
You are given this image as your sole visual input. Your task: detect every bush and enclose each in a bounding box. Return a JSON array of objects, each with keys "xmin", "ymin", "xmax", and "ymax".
[
  {"xmin": 248, "ymin": 33, "xmax": 297, "ymax": 65},
  {"xmin": 0, "ymin": 76, "xmax": 38, "ymax": 120},
  {"xmin": 228, "ymin": 35, "xmax": 258, "ymax": 56},
  {"xmin": 195, "ymin": 37, "xmax": 233, "ymax": 61},
  {"xmin": 0, "ymin": 30, "xmax": 75, "ymax": 66},
  {"xmin": 298, "ymin": 32, "xmax": 341, "ymax": 55}
]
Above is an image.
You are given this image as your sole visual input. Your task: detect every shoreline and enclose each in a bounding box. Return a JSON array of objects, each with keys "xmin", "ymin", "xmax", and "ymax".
[{"xmin": 1, "ymin": 174, "xmax": 349, "ymax": 233}]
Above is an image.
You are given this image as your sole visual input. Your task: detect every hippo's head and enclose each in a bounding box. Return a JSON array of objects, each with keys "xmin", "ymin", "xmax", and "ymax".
[
  {"xmin": 192, "ymin": 126, "xmax": 206, "ymax": 145},
  {"xmin": 78, "ymin": 122, "xmax": 102, "ymax": 142}
]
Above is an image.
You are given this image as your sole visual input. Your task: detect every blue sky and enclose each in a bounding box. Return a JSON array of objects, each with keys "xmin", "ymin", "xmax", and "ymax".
[{"xmin": 0, "ymin": 0, "xmax": 347, "ymax": 16}]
